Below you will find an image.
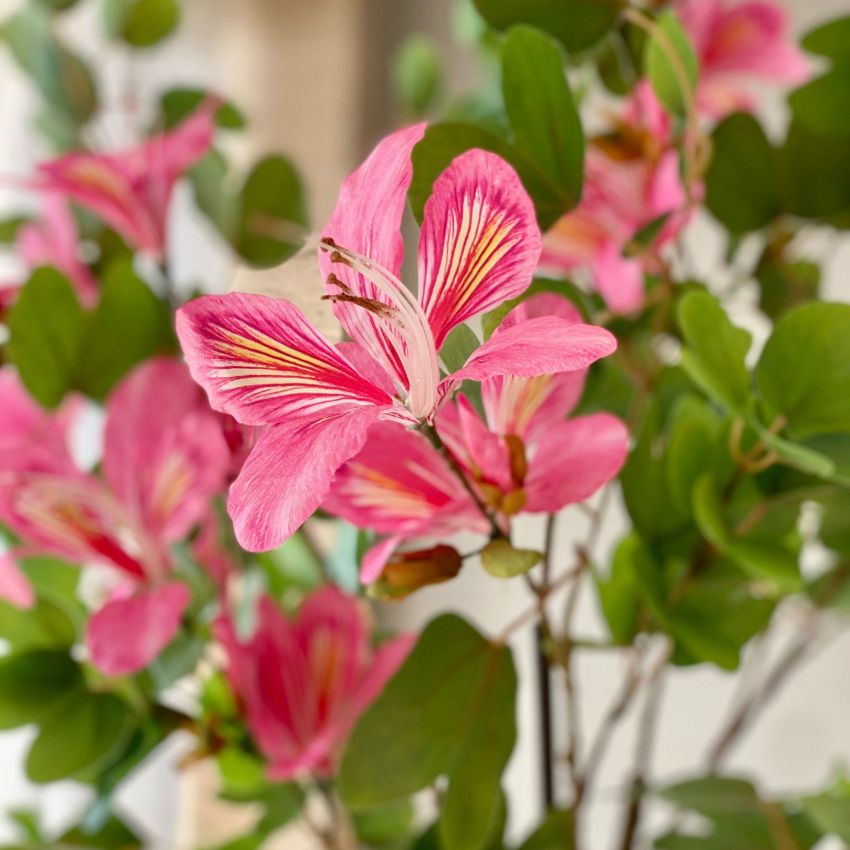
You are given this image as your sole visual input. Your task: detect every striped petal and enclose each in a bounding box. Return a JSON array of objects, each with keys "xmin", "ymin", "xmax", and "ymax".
[
  {"xmin": 177, "ymin": 293, "xmax": 392, "ymax": 427},
  {"xmin": 319, "ymin": 124, "xmax": 426, "ymax": 387},
  {"xmin": 228, "ymin": 407, "xmax": 382, "ymax": 551},
  {"xmin": 417, "ymin": 149, "xmax": 541, "ymax": 350}
]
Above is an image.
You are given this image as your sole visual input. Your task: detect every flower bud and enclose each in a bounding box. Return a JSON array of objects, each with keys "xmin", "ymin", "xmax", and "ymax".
[{"xmin": 369, "ymin": 545, "xmax": 463, "ymax": 599}]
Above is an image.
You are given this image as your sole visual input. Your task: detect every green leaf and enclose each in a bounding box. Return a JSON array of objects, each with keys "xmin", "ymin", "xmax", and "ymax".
[
  {"xmin": 755, "ymin": 429, "xmax": 836, "ymax": 479},
  {"xmin": 706, "ymin": 113, "xmax": 781, "ymax": 233},
  {"xmin": 800, "ymin": 774, "xmax": 850, "ymax": 841},
  {"xmin": 678, "ymin": 291, "xmax": 751, "ymax": 413},
  {"xmin": 160, "ymin": 88, "xmax": 245, "ymax": 130},
  {"xmin": 59, "ymin": 813, "xmax": 141, "ymax": 849},
  {"xmin": 501, "ymin": 26, "xmax": 584, "ymax": 211},
  {"xmin": 393, "ymin": 35, "xmax": 442, "ymax": 117},
  {"xmin": 0, "ymin": 216, "xmax": 30, "ymax": 244},
  {"xmin": 480, "ymin": 539, "xmax": 542, "ymax": 578},
  {"xmin": 2, "ymin": 6, "xmax": 97, "ymax": 127},
  {"xmin": 0, "ymin": 596, "xmax": 78, "ymax": 653},
  {"xmin": 26, "ymin": 691, "xmax": 133, "ymax": 783},
  {"xmin": 440, "ymin": 323, "xmax": 480, "ymax": 372},
  {"xmin": 790, "ymin": 70, "xmax": 850, "ymax": 136},
  {"xmin": 75, "ymin": 259, "xmax": 175, "ymax": 400},
  {"xmin": 802, "ymin": 16, "xmax": 850, "ymax": 65},
  {"xmin": 595, "ymin": 534, "xmax": 643, "ymax": 645},
  {"xmin": 661, "ymin": 776, "xmax": 762, "ymax": 816},
  {"xmin": 756, "ymin": 257, "xmax": 820, "ymax": 320},
  {"xmin": 0, "ymin": 650, "xmax": 82, "ymax": 730},
  {"xmin": 353, "ymin": 800, "xmax": 416, "ymax": 848},
  {"xmin": 236, "ymin": 155, "xmax": 308, "ymax": 268},
  {"xmin": 757, "ymin": 302, "xmax": 850, "ymax": 438},
  {"xmin": 644, "ymin": 11, "xmax": 698, "ymax": 117},
  {"xmin": 518, "ymin": 809, "xmax": 574, "ymax": 850},
  {"xmin": 339, "ymin": 615, "xmax": 516, "ymax": 850},
  {"xmin": 106, "ymin": 0, "xmax": 180, "ymax": 48},
  {"xmin": 692, "ymin": 473, "xmax": 729, "ymax": 550},
  {"xmin": 472, "ymin": 0, "xmax": 623, "ymax": 51},
  {"xmin": 7, "ymin": 267, "xmax": 86, "ymax": 408}
]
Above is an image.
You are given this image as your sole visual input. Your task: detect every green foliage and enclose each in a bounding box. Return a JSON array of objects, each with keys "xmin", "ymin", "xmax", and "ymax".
[
  {"xmin": 440, "ymin": 323, "xmax": 480, "ymax": 371},
  {"xmin": 481, "ymin": 539, "xmax": 542, "ymax": 578},
  {"xmin": 644, "ymin": 11, "xmax": 698, "ymax": 117},
  {"xmin": 757, "ymin": 302, "xmax": 850, "ymax": 438},
  {"xmin": 706, "ymin": 114, "xmax": 781, "ymax": 233},
  {"xmin": 159, "ymin": 88, "xmax": 245, "ymax": 130},
  {"xmin": 677, "ymin": 291, "xmax": 752, "ymax": 414},
  {"xmin": 103, "ymin": 0, "xmax": 180, "ymax": 48},
  {"xmin": 235, "ymin": 155, "xmax": 308, "ymax": 268},
  {"xmin": 472, "ymin": 0, "xmax": 623, "ymax": 51},
  {"xmin": 410, "ymin": 26, "xmax": 583, "ymax": 230},
  {"xmin": 394, "ymin": 36, "xmax": 442, "ymax": 117},
  {"xmin": 801, "ymin": 16, "xmax": 850, "ymax": 64},
  {"xmin": 7, "ymin": 263, "xmax": 175, "ymax": 407},
  {"xmin": 0, "ymin": 650, "xmax": 82, "ymax": 730},
  {"xmin": 799, "ymin": 772, "xmax": 850, "ymax": 842},
  {"xmin": 339, "ymin": 614, "xmax": 516, "ymax": 850},
  {"xmin": 1, "ymin": 5, "xmax": 97, "ymax": 137}
]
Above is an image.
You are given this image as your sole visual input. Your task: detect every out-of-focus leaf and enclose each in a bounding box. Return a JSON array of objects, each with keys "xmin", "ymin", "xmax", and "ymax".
[
  {"xmin": 236, "ymin": 155, "xmax": 308, "ymax": 268},
  {"xmin": 159, "ymin": 88, "xmax": 245, "ymax": 130},
  {"xmin": 802, "ymin": 16, "xmax": 850, "ymax": 65},
  {"xmin": 0, "ymin": 650, "xmax": 82, "ymax": 730},
  {"xmin": 339, "ymin": 614, "xmax": 516, "ymax": 850},
  {"xmin": 26, "ymin": 691, "xmax": 134, "ymax": 783},
  {"xmin": 7, "ymin": 268, "xmax": 86, "ymax": 408},
  {"xmin": 790, "ymin": 70, "xmax": 850, "ymax": 136},
  {"xmin": 757, "ymin": 302, "xmax": 850, "ymax": 438},
  {"xmin": 0, "ymin": 216, "xmax": 30, "ymax": 244},
  {"xmin": 706, "ymin": 113, "xmax": 781, "ymax": 233},
  {"xmin": 352, "ymin": 799, "xmax": 416, "ymax": 848},
  {"xmin": 393, "ymin": 35, "xmax": 442, "ymax": 117},
  {"xmin": 472, "ymin": 0, "xmax": 623, "ymax": 51},
  {"xmin": 800, "ymin": 773, "xmax": 850, "ymax": 841},
  {"xmin": 645, "ymin": 11, "xmax": 698, "ymax": 117},
  {"xmin": 481, "ymin": 540, "xmax": 542, "ymax": 579},
  {"xmin": 2, "ymin": 6, "xmax": 97, "ymax": 127},
  {"xmin": 440, "ymin": 323, "xmax": 480, "ymax": 372},
  {"xmin": 595, "ymin": 534, "xmax": 643, "ymax": 645},
  {"xmin": 756, "ymin": 257, "xmax": 819, "ymax": 320},
  {"xmin": 0, "ymin": 595, "xmax": 78, "ymax": 653},
  {"xmin": 59, "ymin": 813, "xmax": 141, "ymax": 849},
  {"xmin": 104, "ymin": 0, "xmax": 180, "ymax": 48},
  {"xmin": 502, "ymin": 26, "xmax": 584, "ymax": 211},
  {"xmin": 75, "ymin": 258, "xmax": 175, "ymax": 400},
  {"xmin": 517, "ymin": 809, "xmax": 574, "ymax": 850},
  {"xmin": 678, "ymin": 291, "xmax": 751, "ymax": 414}
]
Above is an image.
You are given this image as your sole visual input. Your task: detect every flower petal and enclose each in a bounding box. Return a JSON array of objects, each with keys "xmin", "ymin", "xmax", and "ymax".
[
  {"xmin": 524, "ymin": 414, "xmax": 629, "ymax": 512},
  {"xmin": 319, "ymin": 124, "xmax": 426, "ymax": 386},
  {"xmin": 324, "ymin": 421, "xmax": 477, "ymax": 537},
  {"xmin": 0, "ymin": 552, "xmax": 35, "ymax": 610},
  {"xmin": 104, "ymin": 358, "xmax": 229, "ymax": 542},
  {"xmin": 86, "ymin": 582, "xmax": 190, "ymax": 676},
  {"xmin": 591, "ymin": 244, "xmax": 646, "ymax": 315},
  {"xmin": 177, "ymin": 293, "xmax": 392, "ymax": 426},
  {"xmin": 360, "ymin": 536, "xmax": 403, "ymax": 584},
  {"xmin": 228, "ymin": 407, "xmax": 382, "ymax": 551},
  {"xmin": 449, "ymin": 316, "xmax": 617, "ymax": 384},
  {"xmin": 418, "ymin": 149, "xmax": 541, "ymax": 349}
]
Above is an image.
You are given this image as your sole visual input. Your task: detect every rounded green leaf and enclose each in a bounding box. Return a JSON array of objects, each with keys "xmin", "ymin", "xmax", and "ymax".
[
  {"xmin": 790, "ymin": 70, "xmax": 850, "ymax": 137},
  {"xmin": 393, "ymin": 35, "xmax": 442, "ymax": 117},
  {"xmin": 480, "ymin": 539, "xmax": 542, "ymax": 578},
  {"xmin": 645, "ymin": 11, "xmax": 698, "ymax": 117},
  {"xmin": 0, "ymin": 650, "xmax": 82, "ymax": 730},
  {"xmin": 112, "ymin": 0, "xmax": 180, "ymax": 48},
  {"xmin": 472, "ymin": 0, "xmax": 623, "ymax": 52},
  {"xmin": 757, "ymin": 302, "xmax": 850, "ymax": 438},
  {"xmin": 26, "ymin": 691, "xmax": 133, "ymax": 783},
  {"xmin": 802, "ymin": 16, "xmax": 850, "ymax": 65}
]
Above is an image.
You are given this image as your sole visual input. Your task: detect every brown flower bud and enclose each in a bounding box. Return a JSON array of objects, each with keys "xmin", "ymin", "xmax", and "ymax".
[{"xmin": 369, "ymin": 545, "xmax": 463, "ymax": 599}]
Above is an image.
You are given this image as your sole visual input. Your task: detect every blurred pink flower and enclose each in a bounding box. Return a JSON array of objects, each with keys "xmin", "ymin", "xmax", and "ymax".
[
  {"xmin": 177, "ymin": 124, "xmax": 615, "ymax": 553},
  {"xmin": 216, "ymin": 586, "xmax": 413, "ymax": 779},
  {"xmin": 325, "ymin": 294, "xmax": 628, "ymax": 584},
  {"xmin": 678, "ymin": 0, "xmax": 810, "ymax": 118},
  {"xmin": 541, "ymin": 83, "xmax": 691, "ymax": 313},
  {"xmin": 0, "ymin": 359, "xmax": 230, "ymax": 674},
  {"xmin": 34, "ymin": 102, "xmax": 217, "ymax": 258}
]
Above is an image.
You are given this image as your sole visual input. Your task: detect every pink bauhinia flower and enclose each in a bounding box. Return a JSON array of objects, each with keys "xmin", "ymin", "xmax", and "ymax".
[
  {"xmin": 677, "ymin": 0, "xmax": 810, "ymax": 118},
  {"xmin": 0, "ymin": 359, "xmax": 229, "ymax": 674},
  {"xmin": 33, "ymin": 102, "xmax": 217, "ymax": 259},
  {"xmin": 325, "ymin": 294, "xmax": 629, "ymax": 584},
  {"xmin": 177, "ymin": 124, "xmax": 617, "ymax": 553},
  {"xmin": 1, "ymin": 194, "xmax": 99, "ymax": 310},
  {"xmin": 216, "ymin": 586, "xmax": 413, "ymax": 780},
  {"xmin": 541, "ymin": 83, "xmax": 691, "ymax": 314}
]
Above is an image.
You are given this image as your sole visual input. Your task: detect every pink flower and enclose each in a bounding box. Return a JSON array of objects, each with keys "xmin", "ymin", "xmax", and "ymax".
[
  {"xmin": 177, "ymin": 124, "xmax": 616, "ymax": 553},
  {"xmin": 34, "ymin": 102, "xmax": 216, "ymax": 258},
  {"xmin": 678, "ymin": 0, "xmax": 810, "ymax": 118},
  {"xmin": 216, "ymin": 586, "xmax": 413, "ymax": 780},
  {"xmin": 0, "ymin": 359, "xmax": 230, "ymax": 674},
  {"xmin": 541, "ymin": 83, "xmax": 691, "ymax": 314},
  {"xmin": 325, "ymin": 294, "xmax": 628, "ymax": 584}
]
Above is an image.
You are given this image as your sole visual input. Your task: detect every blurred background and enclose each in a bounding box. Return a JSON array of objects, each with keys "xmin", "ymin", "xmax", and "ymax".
[{"xmin": 1, "ymin": 0, "xmax": 849, "ymax": 847}]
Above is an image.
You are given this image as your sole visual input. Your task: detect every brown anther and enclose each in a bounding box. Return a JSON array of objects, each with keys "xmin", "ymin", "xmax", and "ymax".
[
  {"xmin": 326, "ymin": 272, "xmax": 352, "ymax": 294},
  {"xmin": 320, "ymin": 292, "xmax": 396, "ymax": 319},
  {"xmin": 504, "ymin": 434, "xmax": 528, "ymax": 485},
  {"xmin": 500, "ymin": 488, "xmax": 527, "ymax": 517}
]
